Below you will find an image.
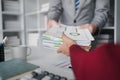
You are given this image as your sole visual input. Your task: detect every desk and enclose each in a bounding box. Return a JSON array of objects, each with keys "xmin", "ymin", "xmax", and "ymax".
[{"xmin": 27, "ymin": 46, "xmax": 75, "ymax": 80}]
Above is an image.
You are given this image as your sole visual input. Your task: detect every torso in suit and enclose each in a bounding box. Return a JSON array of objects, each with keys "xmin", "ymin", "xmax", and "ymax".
[{"xmin": 48, "ymin": 0, "xmax": 109, "ymax": 28}]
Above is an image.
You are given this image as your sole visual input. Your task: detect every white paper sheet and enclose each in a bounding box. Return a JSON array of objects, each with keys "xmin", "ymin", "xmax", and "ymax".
[{"xmin": 64, "ymin": 27, "xmax": 94, "ymax": 41}]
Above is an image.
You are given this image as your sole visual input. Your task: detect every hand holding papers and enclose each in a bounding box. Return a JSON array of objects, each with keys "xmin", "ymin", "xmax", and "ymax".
[{"xmin": 42, "ymin": 25, "xmax": 95, "ymax": 49}]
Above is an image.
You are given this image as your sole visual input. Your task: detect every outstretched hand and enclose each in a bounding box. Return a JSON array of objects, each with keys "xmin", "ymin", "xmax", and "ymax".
[
  {"xmin": 57, "ymin": 34, "xmax": 91, "ymax": 56},
  {"xmin": 57, "ymin": 34, "xmax": 76, "ymax": 56}
]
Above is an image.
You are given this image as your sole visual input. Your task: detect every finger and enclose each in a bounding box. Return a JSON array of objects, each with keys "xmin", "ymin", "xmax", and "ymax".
[
  {"xmin": 57, "ymin": 44, "xmax": 64, "ymax": 53},
  {"xmin": 62, "ymin": 34, "xmax": 71, "ymax": 42},
  {"xmin": 57, "ymin": 48, "xmax": 62, "ymax": 53},
  {"xmin": 47, "ymin": 26, "xmax": 51, "ymax": 30}
]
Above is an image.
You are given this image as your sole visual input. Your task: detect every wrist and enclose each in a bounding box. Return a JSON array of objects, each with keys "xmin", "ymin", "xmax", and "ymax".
[
  {"xmin": 47, "ymin": 20, "xmax": 59, "ymax": 29},
  {"xmin": 90, "ymin": 24, "xmax": 97, "ymax": 34},
  {"xmin": 68, "ymin": 41, "xmax": 76, "ymax": 48}
]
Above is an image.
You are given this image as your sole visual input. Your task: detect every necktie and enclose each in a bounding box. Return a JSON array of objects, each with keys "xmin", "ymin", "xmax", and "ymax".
[{"xmin": 75, "ymin": 0, "xmax": 80, "ymax": 13}]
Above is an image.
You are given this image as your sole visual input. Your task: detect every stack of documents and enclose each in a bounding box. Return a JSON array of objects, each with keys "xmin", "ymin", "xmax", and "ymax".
[
  {"xmin": 5, "ymin": 36, "xmax": 20, "ymax": 47},
  {"xmin": 42, "ymin": 27, "xmax": 64, "ymax": 49},
  {"xmin": 64, "ymin": 28, "xmax": 94, "ymax": 41},
  {"xmin": 42, "ymin": 25, "xmax": 95, "ymax": 49},
  {"xmin": 42, "ymin": 34, "xmax": 63, "ymax": 49},
  {"xmin": 40, "ymin": 3, "xmax": 49, "ymax": 13},
  {"xmin": 60, "ymin": 24, "xmax": 94, "ymax": 46},
  {"xmin": 64, "ymin": 27, "xmax": 94, "ymax": 46},
  {"xmin": 3, "ymin": 0, "xmax": 19, "ymax": 12},
  {"xmin": 5, "ymin": 21, "xmax": 20, "ymax": 30}
]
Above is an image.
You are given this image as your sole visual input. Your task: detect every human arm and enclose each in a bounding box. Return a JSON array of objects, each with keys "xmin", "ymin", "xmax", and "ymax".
[
  {"xmin": 79, "ymin": 0, "xmax": 109, "ymax": 34},
  {"xmin": 47, "ymin": 0, "xmax": 63, "ymax": 29},
  {"xmin": 57, "ymin": 34, "xmax": 91, "ymax": 56},
  {"xmin": 79, "ymin": 24, "xmax": 98, "ymax": 34},
  {"xmin": 57, "ymin": 34, "xmax": 76, "ymax": 56},
  {"xmin": 58, "ymin": 38, "xmax": 120, "ymax": 80},
  {"xmin": 90, "ymin": 0, "xmax": 109, "ymax": 29},
  {"xmin": 47, "ymin": 20, "xmax": 60, "ymax": 29}
]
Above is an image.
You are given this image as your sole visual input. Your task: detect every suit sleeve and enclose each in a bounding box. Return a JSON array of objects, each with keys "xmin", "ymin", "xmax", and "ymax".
[
  {"xmin": 91, "ymin": 0, "xmax": 110, "ymax": 28},
  {"xmin": 48, "ymin": 0, "xmax": 63, "ymax": 22}
]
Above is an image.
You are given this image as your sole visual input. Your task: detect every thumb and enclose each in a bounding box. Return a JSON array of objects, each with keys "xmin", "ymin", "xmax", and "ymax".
[{"xmin": 57, "ymin": 48, "xmax": 62, "ymax": 53}]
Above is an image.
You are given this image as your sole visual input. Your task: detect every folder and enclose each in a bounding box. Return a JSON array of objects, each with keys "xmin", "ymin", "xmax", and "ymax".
[{"xmin": 0, "ymin": 59, "xmax": 39, "ymax": 80}]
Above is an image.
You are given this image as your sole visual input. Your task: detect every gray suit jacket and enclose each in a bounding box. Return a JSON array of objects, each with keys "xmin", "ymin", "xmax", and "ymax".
[{"xmin": 48, "ymin": 0, "xmax": 109, "ymax": 28}]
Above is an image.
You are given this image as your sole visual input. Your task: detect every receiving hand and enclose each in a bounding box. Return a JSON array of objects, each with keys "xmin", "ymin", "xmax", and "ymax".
[
  {"xmin": 47, "ymin": 20, "xmax": 60, "ymax": 29},
  {"xmin": 57, "ymin": 34, "xmax": 76, "ymax": 56},
  {"xmin": 57, "ymin": 34, "xmax": 91, "ymax": 56}
]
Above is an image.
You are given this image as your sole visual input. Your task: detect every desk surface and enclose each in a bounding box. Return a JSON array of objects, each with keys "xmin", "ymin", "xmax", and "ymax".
[{"xmin": 27, "ymin": 46, "xmax": 74, "ymax": 80}]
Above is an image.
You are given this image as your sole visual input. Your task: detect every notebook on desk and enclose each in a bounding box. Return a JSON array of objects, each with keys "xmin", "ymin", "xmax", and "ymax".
[{"xmin": 0, "ymin": 59, "xmax": 39, "ymax": 80}]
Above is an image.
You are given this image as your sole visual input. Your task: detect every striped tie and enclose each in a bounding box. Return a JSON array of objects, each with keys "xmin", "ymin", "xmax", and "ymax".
[{"xmin": 75, "ymin": 0, "xmax": 80, "ymax": 13}]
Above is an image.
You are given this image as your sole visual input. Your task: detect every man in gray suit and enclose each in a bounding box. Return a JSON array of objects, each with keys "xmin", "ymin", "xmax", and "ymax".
[{"xmin": 48, "ymin": 0, "xmax": 109, "ymax": 34}]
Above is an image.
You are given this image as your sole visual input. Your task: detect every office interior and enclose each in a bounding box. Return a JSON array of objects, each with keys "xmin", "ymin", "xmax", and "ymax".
[{"xmin": 0, "ymin": 0, "xmax": 120, "ymax": 80}]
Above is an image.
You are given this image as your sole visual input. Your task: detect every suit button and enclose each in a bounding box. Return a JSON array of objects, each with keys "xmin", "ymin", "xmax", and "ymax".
[{"xmin": 74, "ymin": 20, "xmax": 76, "ymax": 23}]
